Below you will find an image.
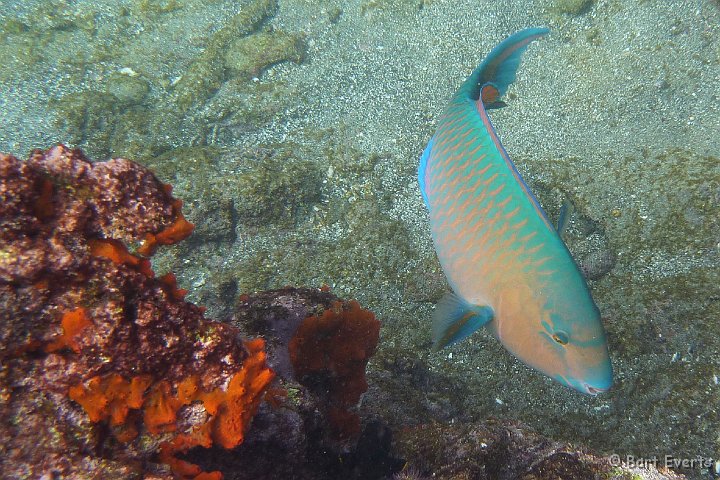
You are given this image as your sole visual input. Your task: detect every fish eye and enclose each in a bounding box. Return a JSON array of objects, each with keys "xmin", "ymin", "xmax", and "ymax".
[{"xmin": 551, "ymin": 331, "xmax": 569, "ymax": 345}]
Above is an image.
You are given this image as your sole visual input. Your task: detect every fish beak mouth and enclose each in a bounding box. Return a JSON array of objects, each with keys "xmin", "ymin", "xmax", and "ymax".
[{"xmin": 584, "ymin": 384, "xmax": 607, "ymax": 396}]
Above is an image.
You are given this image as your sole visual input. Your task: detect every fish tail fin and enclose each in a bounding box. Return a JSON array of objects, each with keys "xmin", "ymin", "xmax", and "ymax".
[
  {"xmin": 458, "ymin": 27, "xmax": 550, "ymax": 103},
  {"xmin": 431, "ymin": 292, "xmax": 494, "ymax": 351}
]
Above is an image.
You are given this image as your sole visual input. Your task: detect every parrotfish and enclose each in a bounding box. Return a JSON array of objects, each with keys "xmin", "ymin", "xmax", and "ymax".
[{"xmin": 418, "ymin": 28, "xmax": 612, "ymax": 395}]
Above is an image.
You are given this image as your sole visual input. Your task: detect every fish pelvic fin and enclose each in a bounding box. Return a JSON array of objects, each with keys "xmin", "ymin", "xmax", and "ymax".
[
  {"xmin": 457, "ymin": 27, "xmax": 550, "ymax": 104},
  {"xmin": 418, "ymin": 137, "xmax": 433, "ymax": 207},
  {"xmin": 556, "ymin": 198, "xmax": 574, "ymax": 236},
  {"xmin": 431, "ymin": 292, "xmax": 494, "ymax": 351}
]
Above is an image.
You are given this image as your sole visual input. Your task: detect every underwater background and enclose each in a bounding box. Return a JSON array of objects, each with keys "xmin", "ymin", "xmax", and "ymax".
[{"xmin": 1, "ymin": 0, "xmax": 719, "ymax": 478}]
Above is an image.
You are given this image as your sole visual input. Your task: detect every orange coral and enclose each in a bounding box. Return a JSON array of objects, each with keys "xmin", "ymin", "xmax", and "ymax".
[
  {"xmin": 144, "ymin": 381, "xmax": 182, "ymax": 434},
  {"xmin": 137, "ymin": 193, "xmax": 194, "ymax": 256},
  {"xmin": 156, "ymin": 339, "xmax": 274, "ymax": 478},
  {"xmin": 289, "ymin": 300, "xmax": 379, "ymax": 439},
  {"xmin": 159, "ymin": 432, "xmax": 213, "ymax": 479},
  {"xmin": 89, "ymin": 238, "xmax": 154, "ymax": 277},
  {"xmin": 209, "ymin": 338, "xmax": 273, "ymax": 449},
  {"xmin": 68, "ymin": 374, "xmax": 153, "ymax": 426},
  {"xmin": 45, "ymin": 308, "xmax": 92, "ymax": 353},
  {"xmin": 68, "ymin": 339, "xmax": 274, "ymax": 479},
  {"xmin": 159, "ymin": 272, "xmax": 188, "ymax": 301}
]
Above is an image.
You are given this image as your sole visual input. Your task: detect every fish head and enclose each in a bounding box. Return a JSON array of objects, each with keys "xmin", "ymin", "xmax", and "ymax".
[
  {"xmin": 492, "ymin": 287, "xmax": 613, "ymax": 395},
  {"xmin": 535, "ymin": 302, "xmax": 613, "ymax": 395},
  {"xmin": 545, "ymin": 326, "xmax": 613, "ymax": 395}
]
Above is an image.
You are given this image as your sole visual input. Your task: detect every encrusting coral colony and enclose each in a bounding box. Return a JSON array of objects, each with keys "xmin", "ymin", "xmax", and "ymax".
[{"xmin": 0, "ymin": 145, "xmax": 380, "ymax": 479}]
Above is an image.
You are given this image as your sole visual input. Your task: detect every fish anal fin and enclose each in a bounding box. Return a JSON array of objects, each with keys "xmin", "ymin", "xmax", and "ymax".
[{"xmin": 431, "ymin": 292, "xmax": 494, "ymax": 351}]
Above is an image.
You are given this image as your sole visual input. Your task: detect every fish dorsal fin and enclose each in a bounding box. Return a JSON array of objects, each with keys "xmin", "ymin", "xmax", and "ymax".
[
  {"xmin": 461, "ymin": 28, "xmax": 556, "ymax": 234},
  {"xmin": 432, "ymin": 292, "xmax": 494, "ymax": 351},
  {"xmin": 473, "ymin": 90, "xmax": 556, "ymax": 233}
]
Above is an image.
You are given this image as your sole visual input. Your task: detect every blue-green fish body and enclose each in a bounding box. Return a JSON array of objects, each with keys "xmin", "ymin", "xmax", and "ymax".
[{"xmin": 418, "ymin": 28, "xmax": 612, "ymax": 395}]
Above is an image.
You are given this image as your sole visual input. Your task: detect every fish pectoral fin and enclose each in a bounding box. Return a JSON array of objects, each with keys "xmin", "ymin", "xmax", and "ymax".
[{"xmin": 431, "ymin": 292, "xmax": 494, "ymax": 351}]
